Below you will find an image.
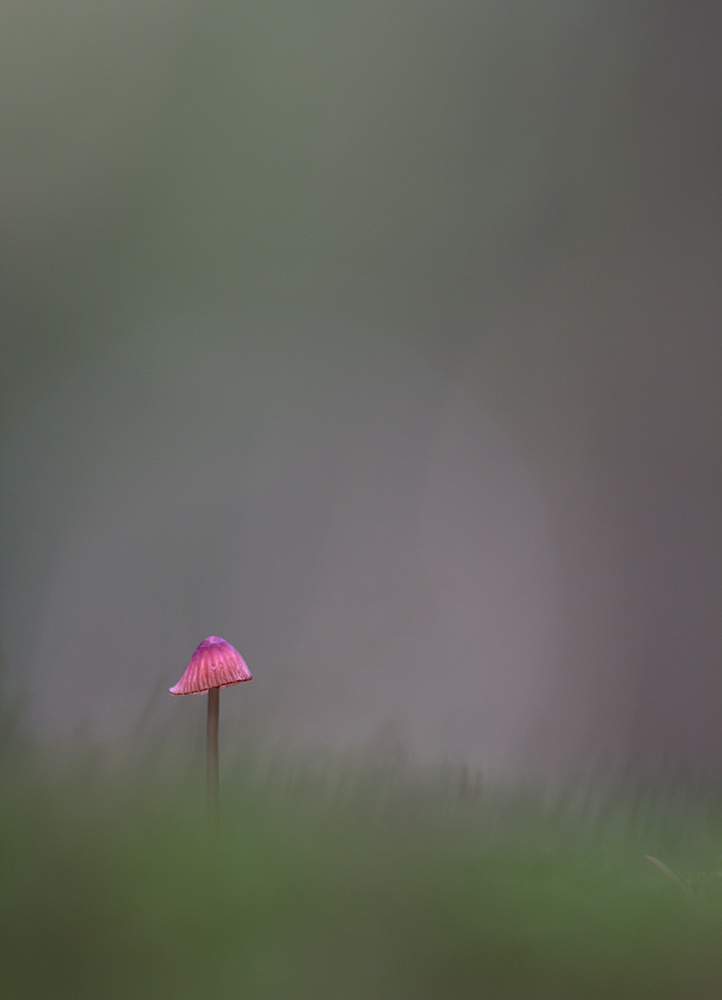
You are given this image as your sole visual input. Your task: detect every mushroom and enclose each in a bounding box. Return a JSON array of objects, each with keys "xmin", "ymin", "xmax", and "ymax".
[{"xmin": 169, "ymin": 635, "xmax": 252, "ymax": 826}]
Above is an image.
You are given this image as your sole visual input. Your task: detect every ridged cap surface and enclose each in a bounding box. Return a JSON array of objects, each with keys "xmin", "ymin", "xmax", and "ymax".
[{"xmin": 169, "ymin": 636, "xmax": 252, "ymax": 695}]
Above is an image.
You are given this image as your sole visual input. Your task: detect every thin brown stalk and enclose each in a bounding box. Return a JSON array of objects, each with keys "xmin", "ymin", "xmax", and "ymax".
[{"xmin": 207, "ymin": 687, "xmax": 220, "ymax": 833}]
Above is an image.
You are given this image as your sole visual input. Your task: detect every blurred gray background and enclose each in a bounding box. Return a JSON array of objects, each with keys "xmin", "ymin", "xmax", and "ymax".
[{"xmin": 1, "ymin": 1, "xmax": 720, "ymax": 781}]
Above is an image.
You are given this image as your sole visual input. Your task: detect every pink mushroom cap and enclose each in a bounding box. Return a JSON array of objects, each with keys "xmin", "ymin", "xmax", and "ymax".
[{"xmin": 169, "ymin": 635, "xmax": 252, "ymax": 695}]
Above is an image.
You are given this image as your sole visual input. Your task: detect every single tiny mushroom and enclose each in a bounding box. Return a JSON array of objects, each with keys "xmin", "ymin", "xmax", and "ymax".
[{"xmin": 169, "ymin": 635, "xmax": 252, "ymax": 827}]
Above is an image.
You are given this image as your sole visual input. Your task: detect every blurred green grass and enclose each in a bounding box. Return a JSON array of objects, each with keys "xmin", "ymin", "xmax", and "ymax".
[{"xmin": 3, "ymin": 747, "xmax": 722, "ymax": 999}]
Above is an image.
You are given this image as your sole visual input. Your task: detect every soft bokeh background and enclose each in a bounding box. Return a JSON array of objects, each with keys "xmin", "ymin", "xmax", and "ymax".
[{"xmin": 2, "ymin": 1, "xmax": 720, "ymax": 781}]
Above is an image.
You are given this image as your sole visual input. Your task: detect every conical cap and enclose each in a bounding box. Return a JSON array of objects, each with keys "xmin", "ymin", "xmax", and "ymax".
[{"xmin": 169, "ymin": 636, "xmax": 252, "ymax": 695}]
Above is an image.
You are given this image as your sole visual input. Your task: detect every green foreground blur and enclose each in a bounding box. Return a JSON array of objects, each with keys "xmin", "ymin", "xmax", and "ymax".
[{"xmin": 3, "ymin": 747, "xmax": 722, "ymax": 1000}]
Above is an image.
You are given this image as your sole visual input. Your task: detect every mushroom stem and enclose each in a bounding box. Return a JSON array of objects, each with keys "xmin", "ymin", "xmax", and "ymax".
[{"xmin": 207, "ymin": 687, "xmax": 220, "ymax": 830}]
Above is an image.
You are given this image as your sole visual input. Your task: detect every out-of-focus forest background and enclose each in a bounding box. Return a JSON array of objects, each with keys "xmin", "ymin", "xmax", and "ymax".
[{"xmin": 1, "ymin": 1, "xmax": 720, "ymax": 783}]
